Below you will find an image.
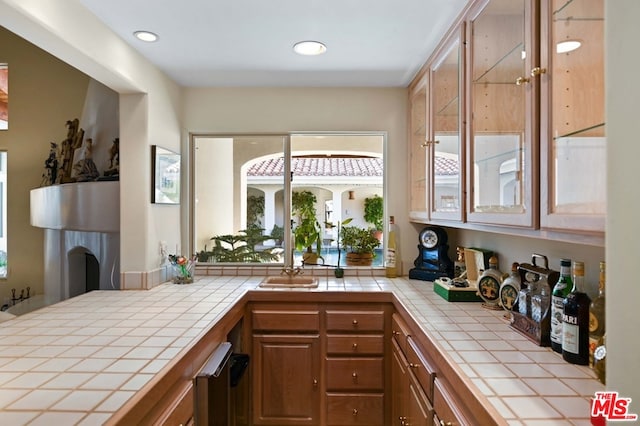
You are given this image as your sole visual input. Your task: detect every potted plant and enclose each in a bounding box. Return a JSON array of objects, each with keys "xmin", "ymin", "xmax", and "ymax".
[
  {"xmin": 341, "ymin": 225, "xmax": 381, "ymax": 266},
  {"xmin": 292, "ymin": 190, "xmax": 323, "ymax": 264},
  {"xmin": 332, "ymin": 218, "xmax": 352, "ymax": 278},
  {"xmin": 364, "ymin": 194, "xmax": 384, "ymax": 240}
]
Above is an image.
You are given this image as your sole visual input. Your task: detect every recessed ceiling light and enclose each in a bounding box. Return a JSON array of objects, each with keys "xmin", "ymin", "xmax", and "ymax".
[
  {"xmin": 556, "ymin": 40, "xmax": 581, "ymax": 54},
  {"xmin": 134, "ymin": 31, "xmax": 159, "ymax": 42},
  {"xmin": 293, "ymin": 41, "xmax": 327, "ymax": 56}
]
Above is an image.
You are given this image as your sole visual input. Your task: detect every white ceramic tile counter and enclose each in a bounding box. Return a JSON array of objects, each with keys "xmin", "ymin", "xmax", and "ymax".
[{"xmin": 0, "ymin": 275, "xmax": 602, "ymax": 425}]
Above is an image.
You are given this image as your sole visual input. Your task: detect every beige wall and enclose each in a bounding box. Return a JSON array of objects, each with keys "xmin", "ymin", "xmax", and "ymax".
[
  {"xmin": 183, "ymin": 87, "xmax": 410, "ymax": 269},
  {"xmin": 1, "ymin": 0, "xmax": 184, "ymax": 277},
  {"xmin": 0, "ymin": 26, "xmax": 89, "ymax": 302}
]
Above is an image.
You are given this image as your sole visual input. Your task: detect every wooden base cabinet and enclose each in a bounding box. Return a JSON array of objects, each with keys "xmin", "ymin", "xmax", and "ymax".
[
  {"xmin": 251, "ymin": 334, "xmax": 320, "ymax": 425},
  {"xmin": 391, "ymin": 312, "xmax": 435, "ymax": 426},
  {"xmin": 325, "ymin": 307, "xmax": 387, "ymax": 426},
  {"xmin": 250, "ymin": 305, "xmax": 321, "ymax": 425}
]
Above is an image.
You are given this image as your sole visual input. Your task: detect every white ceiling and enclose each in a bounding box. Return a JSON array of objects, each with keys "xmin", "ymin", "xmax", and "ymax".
[{"xmin": 78, "ymin": 0, "xmax": 468, "ymax": 88}]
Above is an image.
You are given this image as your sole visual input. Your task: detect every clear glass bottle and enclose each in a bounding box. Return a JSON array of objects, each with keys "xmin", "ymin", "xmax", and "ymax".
[
  {"xmin": 531, "ymin": 277, "xmax": 550, "ymax": 323},
  {"xmin": 551, "ymin": 259, "xmax": 573, "ymax": 353},
  {"xmin": 562, "ymin": 261, "xmax": 591, "ymax": 365},
  {"xmin": 589, "ymin": 261, "xmax": 606, "ymax": 367},
  {"xmin": 385, "ymin": 216, "xmax": 397, "ymax": 278}
]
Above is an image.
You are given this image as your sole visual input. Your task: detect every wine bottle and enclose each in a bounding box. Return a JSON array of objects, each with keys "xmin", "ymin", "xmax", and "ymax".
[
  {"xmin": 551, "ymin": 259, "xmax": 573, "ymax": 353},
  {"xmin": 385, "ymin": 216, "xmax": 397, "ymax": 278},
  {"xmin": 589, "ymin": 261, "xmax": 606, "ymax": 367},
  {"xmin": 562, "ymin": 261, "xmax": 591, "ymax": 365}
]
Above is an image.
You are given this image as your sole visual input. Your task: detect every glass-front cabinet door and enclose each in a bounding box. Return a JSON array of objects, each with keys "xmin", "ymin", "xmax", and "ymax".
[
  {"xmin": 429, "ymin": 26, "xmax": 464, "ymax": 221},
  {"xmin": 540, "ymin": 0, "xmax": 605, "ymax": 232},
  {"xmin": 467, "ymin": 0, "xmax": 536, "ymax": 227},
  {"xmin": 409, "ymin": 75, "xmax": 429, "ymax": 221}
]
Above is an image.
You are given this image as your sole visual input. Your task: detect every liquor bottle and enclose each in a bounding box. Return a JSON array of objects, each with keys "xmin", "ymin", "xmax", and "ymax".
[
  {"xmin": 499, "ymin": 262, "xmax": 521, "ymax": 311},
  {"xmin": 385, "ymin": 216, "xmax": 397, "ymax": 278},
  {"xmin": 589, "ymin": 261, "xmax": 606, "ymax": 367},
  {"xmin": 562, "ymin": 261, "xmax": 591, "ymax": 365},
  {"xmin": 551, "ymin": 259, "xmax": 573, "ymax": 353}
]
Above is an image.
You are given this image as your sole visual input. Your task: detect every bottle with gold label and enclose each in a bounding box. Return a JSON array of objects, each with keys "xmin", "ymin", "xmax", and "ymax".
[
  {"xmin": 385, "ymin": 216, "xmax": 397, "ymax": 278},
  {"xmin": 589, "ymin": 261, "xmax": 606, "ymax": 367}
]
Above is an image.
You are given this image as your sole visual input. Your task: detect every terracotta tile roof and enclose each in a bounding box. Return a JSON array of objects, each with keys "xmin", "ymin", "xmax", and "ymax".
[
  {"xmin": 247, "ymin": 155, "xmax": 459, "ymax": 177},
  {"xmin": 247, "ymin": 157, "xmax": 383, "ymax": 177},
  {"xmin": 435, "ymin": 155, "xmax": 459, "ymax": 175}
]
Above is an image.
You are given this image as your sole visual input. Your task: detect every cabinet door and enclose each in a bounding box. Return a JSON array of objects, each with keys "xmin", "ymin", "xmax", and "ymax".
[
  {"xmin": 391, "ymin": 341, "xmax": 408, "ymax": 426},
  {"xmin": 429, "ymin": 24, "xmax": 465, "ymax": 222},
  {"xmin": 467, "ymin": 0, "xmax": 537, "ymax": 227},
  {"xmin": 409, "ymin": 74, "xmax": 429, "ymax": 221},
  {"xmin": 408, "ymin": 372, "xmax": 432, "ymax": 426},
  {"xmin": 539, "ymin": 0, "xmax": 605, "ymax": 232},
  {"xmin": 433, "ymin": 378, "xmax": 469, "ymax": 426},
  {"xmin": 252, "ymin": 334, "xmax": 320, "ymax": 425}
]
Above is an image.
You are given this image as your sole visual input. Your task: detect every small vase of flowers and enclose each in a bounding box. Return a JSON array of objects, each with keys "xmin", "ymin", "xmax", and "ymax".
[{"xmin": 169, "ymin": 254, "xmax": 196, "ymax": 284}]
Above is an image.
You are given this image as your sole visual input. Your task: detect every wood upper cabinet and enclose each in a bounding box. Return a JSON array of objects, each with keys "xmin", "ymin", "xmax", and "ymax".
[
  {"xmin": 430, "ymin": 25, "xmax": 465, "ymax": 222},
  {"xmin": 408, "ymin": 0, "xmax": 605, "ymax": 236},
  {"xmin": 539, "ymin": 0, "xmax": 605, "ymax": 232},
  {"xmin": 409, "ymin": 74, "xmax": 429, "ymax": 221},
  {"xmin": 467, "ymin": 0, "xmax": 537, "ymax": 227},
  {"xmin": 409, "ymin": 24, "xmax": 465, "ymax": 222}
]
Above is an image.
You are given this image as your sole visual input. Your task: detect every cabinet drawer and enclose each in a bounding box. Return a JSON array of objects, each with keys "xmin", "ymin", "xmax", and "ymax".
[
  {"xmin": 326, "ymin": 310, "xmax": 384, "ymax": 332},
  {"xmin": 252, "ymin": 309, "xmax": 320, "ymax": 331},
  {"xmin": 433, "ymin": 377, "xmax": 469, "ymax": 426},
  {"xmin": 326, "ymin": 393, "xmax": 384, "ymax": 426},
  {"xmin": 326, "ymin": 334, "xmax": 384, "ymax": 355},
  {"xmin": 406, "ymin": 336, "xmax": 435, "ymax": 402},
  {"xmin": 326, "ymin": 358, "xmax": 384, "ymax": 391},
  {"xmin": 391, "ymin": 313, "xmax": 410, "ymax": 353}
]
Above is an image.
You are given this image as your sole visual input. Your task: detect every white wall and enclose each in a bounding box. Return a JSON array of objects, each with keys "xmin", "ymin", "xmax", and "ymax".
[{"xmin": 606, "ymin": 0, "xmax": 640, "ymax": 409}]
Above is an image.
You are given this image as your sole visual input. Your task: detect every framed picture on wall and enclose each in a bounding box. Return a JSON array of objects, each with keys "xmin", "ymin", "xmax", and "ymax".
[
  {"xmin": 151, "ymin": 145, "xmax": 180, "ymax": 204},
  {"xmin": 0, "ymin": 64, "xmax": 8, "ymax": 130}
]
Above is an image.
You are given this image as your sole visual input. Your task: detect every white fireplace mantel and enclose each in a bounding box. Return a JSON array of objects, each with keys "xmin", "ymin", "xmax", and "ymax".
[{"xmin": 30, "ymin": 181, "xmax": 120, "ymax": 305}]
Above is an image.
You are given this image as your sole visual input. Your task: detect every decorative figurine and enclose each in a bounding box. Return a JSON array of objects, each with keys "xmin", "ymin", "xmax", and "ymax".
[
  {"xmin": 72, "ymin": 138, "xmax": 99, "ymax": 181},
  {"xmin": 40, "ymin": 142, "xmax": 59, "ymax": 186}
]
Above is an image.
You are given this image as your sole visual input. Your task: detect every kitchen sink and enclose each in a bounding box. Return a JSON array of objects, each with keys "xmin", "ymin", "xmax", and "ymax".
[{"xmin": 259, "ymin": 276, "xmax": 319, "ymax": 288}]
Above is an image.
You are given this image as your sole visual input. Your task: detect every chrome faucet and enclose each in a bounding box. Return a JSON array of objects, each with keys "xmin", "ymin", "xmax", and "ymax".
[{"xmin": 281, "ymin": 266, "xmax": 303, "ymax": 277}]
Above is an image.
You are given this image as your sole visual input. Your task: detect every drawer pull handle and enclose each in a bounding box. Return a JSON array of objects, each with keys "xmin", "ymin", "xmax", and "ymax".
[
  {"xmin": 313, "ymin": 379, "xmax": 318, "ymax": 387},
  {"xmin": 440, "ymin": 421, "xmax": 452, "ymax": 426},
  {"xmin": 352, "ymin": 343, "xmax": 358, "ymax": 350},
  {"xmin": 352, "ymin": 372, "xmax": 358, "ymax": 381},
  {"xmin": 409, "ymin": 363, "xmax": 420, "ymax": 369},
  {"xmin": 392, "ymin": 330, "xmax": 400, "ymax": 336},
  {"xmin": 352, "ymin": 319, "xmax": 358, "ymax": 325},
  {"xmin": 399, "ymin": 416, "xmax": 407, "ymax": 425},
  {"xmin": 353, "ymin": 408, "xmax": 358, "ymax": 416}
]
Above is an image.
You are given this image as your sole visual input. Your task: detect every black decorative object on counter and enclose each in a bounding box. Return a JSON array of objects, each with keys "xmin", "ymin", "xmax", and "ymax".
[{"xmin": 409, "ymin": 225, "xmax": 453, "ymax": 281}]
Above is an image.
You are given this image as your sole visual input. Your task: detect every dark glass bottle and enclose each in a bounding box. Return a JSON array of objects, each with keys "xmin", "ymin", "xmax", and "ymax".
[
  {"xmin": 562, "ymin": 261, "xmax": 591, "ymax": 365},
  {"xmin": 551, "ymin": 259, "xmax": 573, "ymax": 353}
]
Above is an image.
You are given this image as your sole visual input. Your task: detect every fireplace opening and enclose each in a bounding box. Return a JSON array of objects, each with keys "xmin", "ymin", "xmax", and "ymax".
[{"xmin": 68, "ymin": 247, "xmax": 100, "ymax": 298}]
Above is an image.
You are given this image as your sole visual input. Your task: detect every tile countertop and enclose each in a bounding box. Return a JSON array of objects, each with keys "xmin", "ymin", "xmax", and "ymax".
[{"xmin": 0, "ymin": 275, "xmax": 602, "ymax": 425}]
